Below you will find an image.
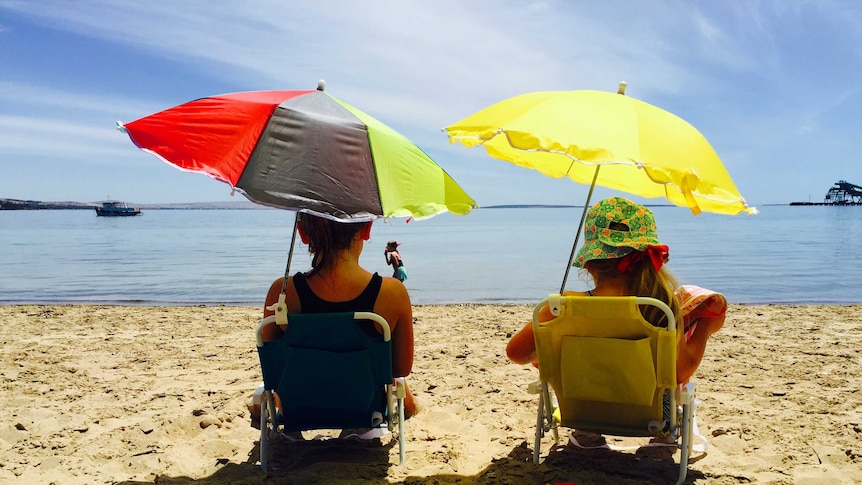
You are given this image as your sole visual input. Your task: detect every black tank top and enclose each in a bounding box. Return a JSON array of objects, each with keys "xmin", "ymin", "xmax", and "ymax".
[{"xmin": 293, "ymin": 272, "xmax": 383, "ymax": 336}]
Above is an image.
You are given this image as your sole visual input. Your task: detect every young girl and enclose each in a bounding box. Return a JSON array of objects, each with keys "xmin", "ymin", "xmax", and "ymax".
[
  {"xmin": 385, "ymin": 240, "xmax": 408, "ymax": 282},
  {"xmin": 506, "ymin": 197, "xmax": 727, "ymax": 384}
]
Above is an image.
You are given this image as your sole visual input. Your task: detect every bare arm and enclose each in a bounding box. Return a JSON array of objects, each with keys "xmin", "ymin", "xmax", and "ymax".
[
  {"xmin": 377, "ymin": 278, "xmax": 413, "ymax": 377},
  {"xmin": 261, "ymin": 278, "xmax": 285, "ymax": 341},
  {"xmin": 506, "ymin": 303, "xmax": 558, "ymax": 364},
  {"xmin": 506, "ymin": 321, "xmax": 536, "ymax": 364},
  {"xmin": 677, "ymin": 313, "xmax": 725, "ymax": 383}
]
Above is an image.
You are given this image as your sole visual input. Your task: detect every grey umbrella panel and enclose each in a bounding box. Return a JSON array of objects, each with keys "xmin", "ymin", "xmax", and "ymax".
[{"xmin": 237, "ymin": 91, "xmax": 383, "ymax": 221}]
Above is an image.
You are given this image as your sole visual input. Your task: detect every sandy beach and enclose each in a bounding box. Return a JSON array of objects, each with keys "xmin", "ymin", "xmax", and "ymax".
[{"xmin": 1, "ymin": 303, "xmax": 861, "ymax": 484}]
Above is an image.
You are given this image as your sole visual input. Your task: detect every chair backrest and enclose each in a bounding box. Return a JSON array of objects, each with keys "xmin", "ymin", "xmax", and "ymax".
[
  {"xmin": 255, "ymin": 312, "xmax": 393, "ymax": 431},
  {"xmin": 533, "ymin": 295, "xmax": 678, "ymax": 437}
]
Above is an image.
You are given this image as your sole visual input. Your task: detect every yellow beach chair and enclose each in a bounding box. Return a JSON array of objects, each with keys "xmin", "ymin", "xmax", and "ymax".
[
  {"xmin": 530, "ymin": 295, "xmax": 696, "ymax": 485},
  {"xmin": 254, "ymin": 311, "xmax": 407, "ymax": 472}
]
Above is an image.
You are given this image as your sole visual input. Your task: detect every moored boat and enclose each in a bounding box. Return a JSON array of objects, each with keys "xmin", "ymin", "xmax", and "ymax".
[{"xmin": 95, "ymin": 201, "xmax": 141, "ymax": 216}]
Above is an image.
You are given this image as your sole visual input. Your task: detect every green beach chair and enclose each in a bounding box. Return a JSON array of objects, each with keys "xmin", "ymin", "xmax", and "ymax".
[
  {"xmin": 254, "ymin": 311, "xmax": 407, "ymax": 472},
  {"xmin": 530, "ymin": 295, "xmax": 697, "ymax": 485}
]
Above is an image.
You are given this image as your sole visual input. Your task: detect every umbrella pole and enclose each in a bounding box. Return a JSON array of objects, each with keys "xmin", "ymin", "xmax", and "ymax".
[
  {"xmin": 280, "ymin": 215, "xmax": 299, "ymax": 294},
  {"xmin": 559, "ymin": 166, "xmax": 600, "ymax": 293}
]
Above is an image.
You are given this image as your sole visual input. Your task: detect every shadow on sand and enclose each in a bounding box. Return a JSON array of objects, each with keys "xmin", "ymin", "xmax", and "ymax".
[{"xmin": 116, "ymin": 431, "xmax": 707, "ymax": 485}]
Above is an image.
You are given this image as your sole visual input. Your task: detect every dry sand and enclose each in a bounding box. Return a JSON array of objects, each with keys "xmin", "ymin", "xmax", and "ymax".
[{"xmin": 1, "ymin": 304, "xmax": 860, "ymax": 484}]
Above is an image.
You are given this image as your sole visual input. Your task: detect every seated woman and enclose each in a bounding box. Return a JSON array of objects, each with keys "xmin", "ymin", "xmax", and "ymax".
[
  {"xmin": 506, "ymin": 197, "xmax": 726, "ymax": 384},
  {"xmin": 261, "ymin": 212, "xmax": 418, "ymax": 418}
]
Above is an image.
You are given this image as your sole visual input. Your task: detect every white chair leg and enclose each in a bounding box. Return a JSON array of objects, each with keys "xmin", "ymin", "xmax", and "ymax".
[
  {"xmin": 398, "ymin": 397, "xmax": 406, "ymax": 465},
  {"xmin": 675, "ymin": 384, "xmax": 695, "ymax": 485},
  {"xmin": 395, "ymin": 377, "xmax": 406, "ymax": 465},
  {"xmin": 544, "ymin": 385, "xmax": 559, "ymax": 445},
  {"xmin": 260, "ymin": 396, "xmax": 268, "ymax": 473},
  {"xmin": 533, "ymin": 388, "xmax": 544, "ymax": 464}
]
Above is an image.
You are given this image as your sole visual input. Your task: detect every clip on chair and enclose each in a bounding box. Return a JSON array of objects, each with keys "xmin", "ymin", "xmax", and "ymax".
[
  {"xmin": 530, "ymin": 295, "xmax": 696, "ymax": 485},
  {"xmin": 255, "ymin": 311, "xmax": 406, "ymax": 472}
]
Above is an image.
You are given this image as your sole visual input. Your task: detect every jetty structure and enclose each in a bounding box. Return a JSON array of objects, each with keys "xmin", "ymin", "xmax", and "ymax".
[{"xmin": 791, "ymin": 180, "xmax": 862, "ymax": 206}]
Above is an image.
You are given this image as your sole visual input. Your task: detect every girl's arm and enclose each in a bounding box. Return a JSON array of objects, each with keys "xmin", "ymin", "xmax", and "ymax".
[
  {"xmin": 506, "ymin": 322, "xmax": 536, "ymax": 364},
  {"xmin": 505, "ymin": 303, "xmax": 557, "ymax": 364},
  {"xmin": 677, "ymin": 313, "xmax": 725, "ymax": 383}
]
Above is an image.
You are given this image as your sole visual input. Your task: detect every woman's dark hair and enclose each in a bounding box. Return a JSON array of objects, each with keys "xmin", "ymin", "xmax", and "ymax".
[{"xmin": 296, "ymin": 213, "xmax": 369, "ymax": 276}]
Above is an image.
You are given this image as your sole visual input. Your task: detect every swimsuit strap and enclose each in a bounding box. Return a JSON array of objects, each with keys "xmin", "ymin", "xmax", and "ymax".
[{"xmin": 293, "ymin": 272, "xmax": 382, "ymax": 313}]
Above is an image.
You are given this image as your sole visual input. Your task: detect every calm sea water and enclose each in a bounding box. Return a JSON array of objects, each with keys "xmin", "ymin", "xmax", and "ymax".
[{"xmin": 0, "ymin": 206, "xmax": 859, "ymax": 306}]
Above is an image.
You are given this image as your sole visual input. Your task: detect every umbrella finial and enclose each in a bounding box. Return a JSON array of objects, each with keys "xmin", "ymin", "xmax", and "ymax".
[
  {"xmin": 317, "ymin": 79, "xmax": 326, "ymax": 91},
  {"xmin": 617, "ymin": 81, "xmax": 627, "ymax": 95}
]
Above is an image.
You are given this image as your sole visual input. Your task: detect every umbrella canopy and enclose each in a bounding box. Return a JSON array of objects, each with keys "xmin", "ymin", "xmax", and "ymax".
[
  {"xmin": 444, "ymin": 86, "xmax": 755, "ymax": 216},
  {"xmin": 120, "ymin": 85, "xmax": 477, "ymax": 221}
]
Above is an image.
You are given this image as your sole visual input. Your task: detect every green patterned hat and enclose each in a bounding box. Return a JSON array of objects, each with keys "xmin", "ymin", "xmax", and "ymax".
[{"xmin": 574, "ymin": 197, "xmax": 662, "ymax": 267}]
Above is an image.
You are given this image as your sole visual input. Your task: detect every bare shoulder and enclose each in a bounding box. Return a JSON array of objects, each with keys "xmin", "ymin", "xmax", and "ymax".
[
  {"xmin": 375, "ymin": 276, "xmax": 412, "ymax": 322},
  {"xmin": 268, "ymin": 276, "xmax": 284, "ymax": 291},
  {"xmin": 379, "ymin": 275, "xmax": 410, "ymax": 301}
]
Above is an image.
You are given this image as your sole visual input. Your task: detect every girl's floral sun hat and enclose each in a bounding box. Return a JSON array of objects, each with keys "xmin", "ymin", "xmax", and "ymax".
[{"xmin": 574, "ymin": 197, "xmax": 663, "ymax": 267}]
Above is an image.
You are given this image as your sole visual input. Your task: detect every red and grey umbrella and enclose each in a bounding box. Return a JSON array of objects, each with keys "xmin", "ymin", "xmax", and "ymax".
[{"xmin": 119, "ymin": 82, "xmax": 477, "ymax": 221}]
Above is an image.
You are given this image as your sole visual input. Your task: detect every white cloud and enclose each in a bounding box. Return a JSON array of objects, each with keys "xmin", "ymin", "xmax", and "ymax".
[
  {"xmin": 0, "ymin": 81, "xmax": 161, "ymax": 118},
  {"xmin": 2, "ymin": 0, "xmax": 861, "ymax": 205},
  {"xmin": 0, "ymin": 1, "xmax": 709, "ymax": 106},
  {"xmin": 0, "ymin": 115, "xmax": 134, "ymax": 160}
]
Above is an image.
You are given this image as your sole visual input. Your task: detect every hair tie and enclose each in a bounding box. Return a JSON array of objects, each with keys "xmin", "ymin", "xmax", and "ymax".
[{"xmin": 617, "ymin": 244, "xmax": 669, "ymax": 273}]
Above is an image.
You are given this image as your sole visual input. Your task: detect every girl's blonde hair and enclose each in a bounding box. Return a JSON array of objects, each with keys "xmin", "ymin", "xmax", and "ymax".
[{"xmin": 583, "ymin": 258, "xmax": 679, "ymax": 327}]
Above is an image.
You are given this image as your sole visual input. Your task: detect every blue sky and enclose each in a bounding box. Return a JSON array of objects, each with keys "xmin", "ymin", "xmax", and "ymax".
[{"xmin": 1, "ymin": 1, "xmax": 860, "ymax": 208}]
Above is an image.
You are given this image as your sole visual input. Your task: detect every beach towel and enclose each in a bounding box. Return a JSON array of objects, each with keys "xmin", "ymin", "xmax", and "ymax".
[{"xmin": 676, "ymin": 285, "xmax": 727, "ymax": 342}]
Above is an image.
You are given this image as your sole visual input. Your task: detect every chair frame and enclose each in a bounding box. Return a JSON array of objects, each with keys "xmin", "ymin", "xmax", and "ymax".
[
  {"xmin": 255, "ymin": 312, "xmax": 406, "ymax": 472},
  {"xmin": 530, "ymin": 295, "xmax": 695, "ymax": 485}
]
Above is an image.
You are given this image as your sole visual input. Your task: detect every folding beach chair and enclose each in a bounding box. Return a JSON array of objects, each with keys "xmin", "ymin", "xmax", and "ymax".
[
  {"xmin": 254, "ymin": 311, "xmax": 407, "ymax": 472},
  {"xmin": 530, "ymin": 295, "xmax": 696, "ymax": 485}
]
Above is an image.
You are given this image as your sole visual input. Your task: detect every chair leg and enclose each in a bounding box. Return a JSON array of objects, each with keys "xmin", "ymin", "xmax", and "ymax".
[
  {"xmin": 260, "ymin": 396, "xmax": 269, "ymax": 473},
  {"xmin": 675, "ymin": 384, "xmax": 695, "ymax": 485},
  {"xmin": 533, "ymin": 387, "xmax": 544, "ymax": 464},
  {"xmin": 544, "ymin": 385, "xmax": 559, "ymax": 445},
  {"xmin": 394, "ymin": 377, "xmax": 406, "ymax": 465},
  {"xmin": 398, "ymin": 397, "xmax": 406, "ymax": 466}
]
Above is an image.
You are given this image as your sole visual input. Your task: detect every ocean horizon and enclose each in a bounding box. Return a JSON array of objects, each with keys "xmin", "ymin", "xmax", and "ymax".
[{"xmin": 1, "ymin": 205, "xmax": 859, "ymax": 306}]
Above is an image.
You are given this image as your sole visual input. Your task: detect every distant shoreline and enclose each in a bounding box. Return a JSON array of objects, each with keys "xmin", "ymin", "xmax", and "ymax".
[
  {"xmin": 1, "ymin": 198, "xmax": 832, "ymax": 211},
  {"xmin": 0, "ymin": 199, "xmax": 582, "ymax": 211},
  {"xmin": 0, "ymin": 198, "xmax": 260, "ymax": 210}
]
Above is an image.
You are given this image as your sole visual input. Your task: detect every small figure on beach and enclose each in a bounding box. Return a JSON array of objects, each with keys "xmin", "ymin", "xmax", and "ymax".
[
  {"xmin": 260, "ymin": 213, "xmax": 418, "ymax": 418},
  {"xmin": 385, "ymin": 240, "xmax": 408, "ymax": 282},
  {"xmin": 506, "ymin": 197, "xmax": 727, "ymax": 384}
]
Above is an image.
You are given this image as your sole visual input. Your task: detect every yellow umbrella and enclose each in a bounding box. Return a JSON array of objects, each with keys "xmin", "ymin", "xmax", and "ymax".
[
  {"xmin": 444, "ymin": 83, "xmax": 755, "ymax": 216},
  {"xmin": 444, "ymin": 83, "xmax": 756, "ymax": 290}
]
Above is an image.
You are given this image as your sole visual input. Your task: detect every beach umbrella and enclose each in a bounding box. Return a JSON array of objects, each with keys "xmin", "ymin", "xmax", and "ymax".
[
  {"xmin": 119, "ymin": 81, "xmax": 477, "ymax": 322},
  {"xmin": 119, "ymin": 81, "xmax": 477, "ymax": 222},
  {"xmin": 444, "ymin": 82, "xmax": 755, "ymax": 290}
]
